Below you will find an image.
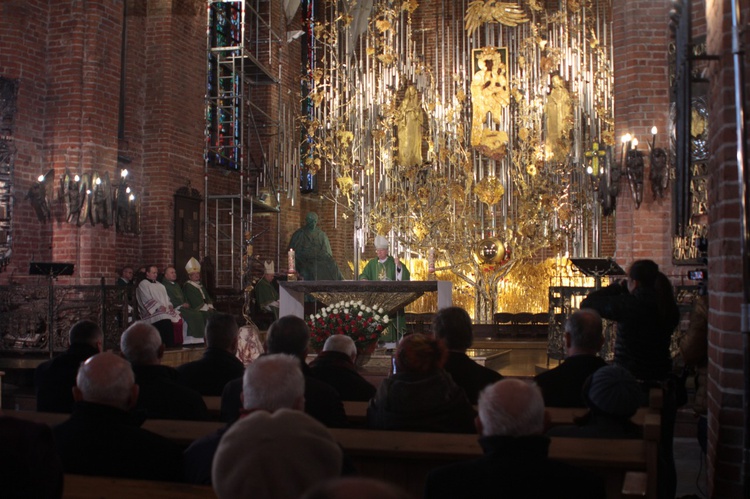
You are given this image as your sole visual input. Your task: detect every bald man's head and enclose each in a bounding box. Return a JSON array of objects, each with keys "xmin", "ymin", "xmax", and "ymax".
[
  {"xmin": 74, "ymin": 352, "xmax": 138, "ymax": 411},
  {"xmin": 477, "ymin": 379, "xmax": 545, "ymax": 437},
  {"xmin": 120, "ymin": 321, "xmax": 163, "ymax": 365}
]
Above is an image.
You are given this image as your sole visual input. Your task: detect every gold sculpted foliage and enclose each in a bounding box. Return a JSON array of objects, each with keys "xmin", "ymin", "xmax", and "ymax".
[{"xmin": 303, "ymin": 0, "xmax": 614, "ymax": 320}]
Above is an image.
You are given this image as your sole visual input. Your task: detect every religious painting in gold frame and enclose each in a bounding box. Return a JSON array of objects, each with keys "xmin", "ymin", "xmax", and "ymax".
[{"xmin": 472, "ymin": 47, "xmax": 507, "ymax": 75}]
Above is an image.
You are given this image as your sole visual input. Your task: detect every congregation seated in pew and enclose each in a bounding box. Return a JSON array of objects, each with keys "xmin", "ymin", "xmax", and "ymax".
[
  {"xmin": 35, "ymin": 319, "xmax": 103, "ymax": 414},
  {"xmin": 432, "ymin": 306, "xmax": 504, "ymax": 404},
  {"xmin": 212, "ymin": 409, "xmax": 343, "ymax": 499},
  {"xmin": 367, "ymin": 333, "xmax": 476, "ymax": 434},
  {"xmin": 184, "ymin": 354, "xmax": 306, "ymax": 485},
  {"xmin": 53, "ymin": 352, "xmax": 184, "ymax": 482},
  {"xmin": 177, "ymin": 313, "xmax": 245, "ymax": 396},
  {"xmin": 221, "ymin": 316, "xmax": 348, "ymax": 428},
  {"xmin": 309, "ymin": 335, "xmax": 376, "ymax": 402},
  {"xmin": 534, "ymin": 308, "xmax": 607, "ymax": 408},
  {"xmin": 121, "ymin": 322, "xmax": 208, "ymax": 421},
  {"xmin": 547, "ymin": 364, "xmax": 644, "ymax": 440},
  {"xmin": 1, "ymin": 415, "xmax": 63, "ymax": 498},
  {"xmin": 424, "ymin": 378, "xmax": 606, "ymax": 499}
]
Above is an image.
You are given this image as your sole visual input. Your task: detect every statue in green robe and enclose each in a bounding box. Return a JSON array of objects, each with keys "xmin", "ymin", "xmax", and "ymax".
[{"xmin": 288, "ymin": 212, "xmax": 343, "ymax": 281}]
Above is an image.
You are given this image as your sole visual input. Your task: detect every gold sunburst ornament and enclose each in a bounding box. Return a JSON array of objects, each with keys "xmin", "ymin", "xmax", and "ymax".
[{"xmin": 475, "ymin": 176, "xmax": 506, "ymax": 206}]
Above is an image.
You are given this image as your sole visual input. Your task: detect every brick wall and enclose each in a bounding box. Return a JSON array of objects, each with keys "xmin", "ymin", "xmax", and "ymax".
[
  {"xmin": 704, "ymin": 0, "xmax": 749, "ymax": 495},
  {"xmin": 612, "ymin": 0, "xmax": 675, "ymax": 275}
]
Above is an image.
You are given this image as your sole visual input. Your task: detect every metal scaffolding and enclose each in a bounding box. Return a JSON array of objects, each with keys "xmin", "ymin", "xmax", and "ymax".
[{"xmin": 204, "ymin": 0, "xmax": 280, "ymax": 291}]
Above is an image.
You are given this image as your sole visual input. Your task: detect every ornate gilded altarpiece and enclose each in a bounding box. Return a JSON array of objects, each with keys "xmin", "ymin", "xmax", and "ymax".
[{"xmin": 302, "ymin": 0, "xmax": 615, "ymax": 321}]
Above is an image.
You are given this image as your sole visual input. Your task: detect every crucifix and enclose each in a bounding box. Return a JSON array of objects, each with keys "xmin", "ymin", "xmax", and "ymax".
[{"xmin": 584, "ymin": 142, "xmax": 607, "ymax": 177}]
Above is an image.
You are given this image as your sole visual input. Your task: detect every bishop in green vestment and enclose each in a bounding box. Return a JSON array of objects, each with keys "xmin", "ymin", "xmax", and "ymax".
[
  {"xmin": 162, "ymin": 266, "xmax": 205, "ymax": 344},
  {"xmin": 254, "ymin": 260, "xmax": 279, "ymax": 319},
  {"xmin": 359, "ymin": 235, "xmax": 410, "ymax": 342},
  {"xmin": 183, "ymin": 257, "xmax": 215, "ymax": 328}
]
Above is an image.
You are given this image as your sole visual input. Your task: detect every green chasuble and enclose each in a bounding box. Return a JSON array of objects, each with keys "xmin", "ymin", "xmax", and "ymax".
[
  {"xmin": 358, "ymin": 256, "xmax": 410, "ymax": 282},
  {"xmin": 183, "ymin": 281, "xmax": 215, "ymax": 333},
  {"xmin": 358, "ymin": 256, "xmax": 410, "ymax": 341},
  {"xmin": 254, "ymin": 278, "xmax": 279, "ymax": 319},
  {"xmin": 163, "ymin": 279, "xmax": 205, "ymax": 340}
]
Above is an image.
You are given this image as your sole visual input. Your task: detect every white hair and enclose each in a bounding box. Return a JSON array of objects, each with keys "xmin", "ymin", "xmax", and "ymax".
[
  {"xmin": 322, "ymin": 335, "xmax": 357, "ymax": 358},
  {"xmin": 243, "ymin": 354, "xmax": 305, "ymax": 412},
  {"xmin": 120, "ymin": 321, "xmax": 162, "ymax": 365},
  {"xmin": 76, "ymin": 354, "xmax": 135, "ymax": 410},
  {"xmin": 477, "ymin": 379, "xmax": 545, "ymax": 437}
]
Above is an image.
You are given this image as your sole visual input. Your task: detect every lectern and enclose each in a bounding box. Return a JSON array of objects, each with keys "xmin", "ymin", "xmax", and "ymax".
[{"xmin": 569, "ymin": 257, "xmax": 624, "ymax": 289}]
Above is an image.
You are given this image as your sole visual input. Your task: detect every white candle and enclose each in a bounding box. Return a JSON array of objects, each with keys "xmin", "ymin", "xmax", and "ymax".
[{"xmin": 288, "ymin": 249, "xmax": 296, "ymax": 272}]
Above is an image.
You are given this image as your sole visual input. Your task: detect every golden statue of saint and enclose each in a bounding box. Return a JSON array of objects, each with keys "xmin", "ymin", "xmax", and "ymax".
[
  {"xmin": 471, "ymin": 49, "xmax": 510, "ymax": 155},
  {"xmin": 396, "ymin": 85, "xmax": 424, "ymax": 167},
  {"xmin": 545, "ymin": 75, "xmax": 573, "ymax": 162}
]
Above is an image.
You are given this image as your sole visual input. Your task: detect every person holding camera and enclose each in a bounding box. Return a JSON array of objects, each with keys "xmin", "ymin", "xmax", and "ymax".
[{"xmin": 580, "ymin": 259, "xmax": 680, "ymax": 499}]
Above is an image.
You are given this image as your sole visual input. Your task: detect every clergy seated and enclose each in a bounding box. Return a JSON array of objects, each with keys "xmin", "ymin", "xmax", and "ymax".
[
  {"xmin": 309, "ymin": 335, "xmax": 376, "ymax": 402},
  {"xmin": 53, "ymin": 352, "xmax": 184, "ymax": 482},
  {"xmin": 35, "ymin": 320, "xmax": 102, "ymax": 413},
  {"xmin": 431, "ymin": 306, "xmax": 503, "ymax": 405},
  {"xmin": 367, "ymin": 333, "xmax": 476, "ymax": 434},
  {"xmin": 120, "ymin": 322, "xmax": 208, "ymax": 421},
  {"xmin": 161, "ymin": 265, "xmax": 205, "ymax": 345},
  {"xmin": 546, "ymin": 365, "xmax": 643, "ymax": 440},
  {"xmin": 177, "ymin": 313, "xmax": 244, "ymax": 396},
  {"xmin": 424, "ymin": 379, "xmax": 605, "ymax": 499}
]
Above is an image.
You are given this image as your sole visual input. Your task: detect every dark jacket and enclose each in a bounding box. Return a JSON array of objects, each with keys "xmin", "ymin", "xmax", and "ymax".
[
  {"xmin": 131, "ymin": 364, "xmax": 208, "ymax": 421},
  {"xmin": 534, "ymin": 354, "xmax": 608, "ymax": 408},
  {"xmin": 581, "ymin": 283, "xmax": 679, "ymax": 381},
  {"xmin": 424, "ymin": 435, "xmax": 605, "ymax": 499},
  {"xmin": 546, "ymin": 411, "xmax": 643, "ymax": 440},
  {"xmin": 176, "ymin": 348, "xmax": 245, "ymax": 396},
  {"xmin": 367, "ymin": 369, "xmax": 476, "ymax": 433},
  {"xmin": 443, "ymin": 351, "xmax": 503, "ymax": 405},
  {"xmin": 1, "ymin": 416, "xmax": 63, "ymax": 498},
  {"xmin": 220, "ymin": 360, "xmax": 348, "ymax": 428},
  {"xmin": 35, "ymin": 343, "xmax": 100, "ymax": 413},
  {"xmin": 310, "ymin": 351, "xmax": 376, "ymax": 401},
  {"xmin": 53, "ymin": 402, "xmax": 184, "ymax": 482}
]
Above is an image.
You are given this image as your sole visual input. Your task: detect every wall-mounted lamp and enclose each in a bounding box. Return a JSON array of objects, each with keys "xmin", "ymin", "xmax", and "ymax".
[
  {"xmin": 27, "ymin": 169, "xmax": 53, "ymax": 222},
  {"xmin": 648, "ymin": 125, "xmax": 669, "ymax": 200}
]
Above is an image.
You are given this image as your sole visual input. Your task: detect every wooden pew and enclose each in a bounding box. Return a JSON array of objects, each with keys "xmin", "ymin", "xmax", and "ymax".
[
  {"xmin": 63, "ymin": 474, "xmax": 216, "ymax": 498},
  {"xmin": 2, "ymin": 410, "xmax": 223, "ymax": 447},
  {"xmin": 203, "ymin": 396, "xmax": 221, "ymax": 420},
  {"xmin": 7, "ymin": 408, "xmax": 659, "ymax": 499},
  {"xmin": 329, "ymin": 414, "xmax": 660, "ymax": 499},
  {"xmin": 343, "ymin": 387, "xmax": 661, "ymax": 428}
]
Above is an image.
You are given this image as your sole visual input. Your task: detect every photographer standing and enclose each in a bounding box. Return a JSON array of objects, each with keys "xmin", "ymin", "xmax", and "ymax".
[{"xmin": 580, "ymin": 259, "xmax": 680, "ymax": 499}]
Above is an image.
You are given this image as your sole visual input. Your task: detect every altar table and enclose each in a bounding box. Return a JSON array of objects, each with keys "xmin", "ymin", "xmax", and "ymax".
[{"xmin": 279, "ymin": 280, "xmax": 452, "ymax": 319}]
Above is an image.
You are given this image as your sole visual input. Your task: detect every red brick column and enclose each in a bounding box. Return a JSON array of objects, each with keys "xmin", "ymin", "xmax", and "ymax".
[{"xmin": 705, "ymin": 0, "xmax": 750, "ymax": 495}]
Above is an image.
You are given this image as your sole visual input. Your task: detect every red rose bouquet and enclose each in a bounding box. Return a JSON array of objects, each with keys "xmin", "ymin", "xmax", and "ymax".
[{"xmin": 307, "ymin": 300, "xmax": 390, "ymax": 352}]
